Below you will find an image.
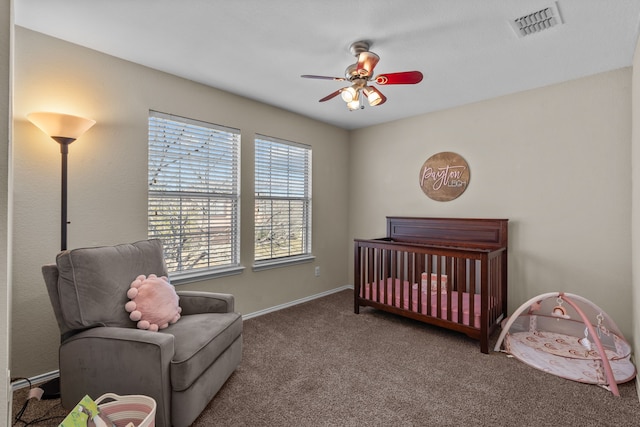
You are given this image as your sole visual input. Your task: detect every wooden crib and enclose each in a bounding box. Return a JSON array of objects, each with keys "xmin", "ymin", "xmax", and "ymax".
[{"xmin": 354, "ymin": 217, "xmax": 508, "ymax": 353}]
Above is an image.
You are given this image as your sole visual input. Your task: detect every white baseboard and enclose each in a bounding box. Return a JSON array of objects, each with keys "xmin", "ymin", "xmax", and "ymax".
[
  {"xmin": 11, "ymin": 370, "xmax": 59, "ymax": 392},
  {"xmin": 10, "ymin": 286, "xmax": 354, "ymax": 392},
  {"xmin": 242, "ymin": 285, "xmax": 352, "ymax": 320}
]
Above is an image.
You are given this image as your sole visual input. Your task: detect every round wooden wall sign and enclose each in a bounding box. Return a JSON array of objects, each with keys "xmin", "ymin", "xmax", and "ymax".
[{"xmin": 418, "ymin": 152, "xmax": 470, "ymax": 201}]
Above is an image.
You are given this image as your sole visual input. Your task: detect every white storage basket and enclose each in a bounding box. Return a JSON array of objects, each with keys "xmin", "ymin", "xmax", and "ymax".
[{"xmin": 95, "ymin": 393, "xmax": 156, "ymax": 427}]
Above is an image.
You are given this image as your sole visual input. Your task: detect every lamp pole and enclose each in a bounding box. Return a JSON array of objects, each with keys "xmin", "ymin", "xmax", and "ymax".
[{"xmin": 53, "ymin": 137, "xmax": 75, "ymax": 251}]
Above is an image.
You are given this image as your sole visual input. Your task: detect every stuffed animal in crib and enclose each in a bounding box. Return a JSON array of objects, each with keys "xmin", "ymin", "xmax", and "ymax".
[{"xmin": 125, "ymin": 274, "xmax": 181, "ymax": 331}]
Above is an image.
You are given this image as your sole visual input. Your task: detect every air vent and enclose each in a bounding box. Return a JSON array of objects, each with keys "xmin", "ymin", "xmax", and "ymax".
[{"xmin": 511, "ymin": 3, "xmax": 563, "ymax": 37}]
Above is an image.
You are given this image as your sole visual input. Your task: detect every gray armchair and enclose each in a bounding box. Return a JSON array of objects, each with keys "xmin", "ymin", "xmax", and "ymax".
[{"xmin": 41, "ymin": 239, "xmax": 243, "ymax": 427}]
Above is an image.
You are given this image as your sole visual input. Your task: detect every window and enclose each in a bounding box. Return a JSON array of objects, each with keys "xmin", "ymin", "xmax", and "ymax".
[
  {"xmin": 254, "ymin": 135, "xmax": 312, "ymax": 265},
  {"xmin": 148, "ymin": 111, "xmax": 241, "ymax": 280}
]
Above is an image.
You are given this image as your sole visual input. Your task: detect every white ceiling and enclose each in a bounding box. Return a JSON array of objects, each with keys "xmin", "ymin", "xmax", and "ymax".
[{"xmin": 14, "ymin": 0, "xmax": 640, "ymax": 130}]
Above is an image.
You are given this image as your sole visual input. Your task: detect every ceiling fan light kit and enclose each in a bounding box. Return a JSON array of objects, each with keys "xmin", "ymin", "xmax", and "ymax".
[
  {"xmin": 363, "ymin": 86, "xmax": 383, "ymax": 106},
  {"xmin": 340, "ymin": 86, "xmax": 357, "ymax": 103},
  {"xmin": 301, "ymin": 41, "xmax": 423, "ymax": 111},
  {"xmin": 347, "ymin": 97, "xmax": 361, "ymax": 111}
]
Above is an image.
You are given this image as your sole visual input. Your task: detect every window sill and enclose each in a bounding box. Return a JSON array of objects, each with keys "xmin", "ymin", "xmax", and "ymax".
[
  {"xmin": 252, "ymin": 255, "xmax": 316, "ymax": 272},
  {"xmin": 170, "ymin": 265, "xmax": 245, "ymax": 286}
]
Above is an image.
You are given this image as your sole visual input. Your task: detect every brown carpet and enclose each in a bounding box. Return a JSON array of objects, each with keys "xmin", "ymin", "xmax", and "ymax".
[{"xmin": 12, "ymin": 289, "xmax": 640, "ymax": 426}]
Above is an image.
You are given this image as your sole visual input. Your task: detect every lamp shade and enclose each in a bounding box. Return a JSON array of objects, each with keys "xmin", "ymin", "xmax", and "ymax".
[
  {"xmin": 340, "ymin": 86, "xmax": 357, "ymax": 103},
  {"xmin": 27, "ymin": 112, "xmax": 96, "ymax": 141},
  {"xmin": 357, "ymin": 51, "xmax": 380, "ymax": 76},
  {"xmin": 347, "ymin": 95, "xmax": 361, "ymax": 111},
  {"xmin": 364, "ymin": 86, "xmax": 385, "ymax": 106}
]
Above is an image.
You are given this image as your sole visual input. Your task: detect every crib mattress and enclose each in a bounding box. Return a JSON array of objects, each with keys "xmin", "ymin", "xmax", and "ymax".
[{"xmin": 361, "ymin": 278, "xmax": 484, "ymax": 328}]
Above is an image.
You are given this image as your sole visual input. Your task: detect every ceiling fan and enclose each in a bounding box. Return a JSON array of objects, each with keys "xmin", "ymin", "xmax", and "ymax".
[{"xmin": 301, "ymin": 41, "xmax": 423, "ymax": 111}]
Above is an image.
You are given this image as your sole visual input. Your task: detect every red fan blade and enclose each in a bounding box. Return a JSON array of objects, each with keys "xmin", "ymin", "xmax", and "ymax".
[
  {"xmin": 301, "ymin": 74, "xmax": 346, "ymax": 81},
  {"xmin": 318, "ymin": 89, "xmax": 342, "ymax": 102},
  {"xmin": 356, "ymin": 51, "xmax": 380, "ymax": 77},
  {"xmin": 374, "ymin": 71, "xmax": 423, "ymax": 85}
]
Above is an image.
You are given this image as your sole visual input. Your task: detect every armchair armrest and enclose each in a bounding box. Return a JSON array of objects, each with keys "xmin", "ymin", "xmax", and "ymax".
[
  {"xmin": 59, "ymin": 326, "xmax": 175, "ymax": 424},
  {"xmin": 176, "ymin": 290, "xmax": 235, "ymax": 314},
  {"xmin": 61, "ymin": 327, "xmax": 176, "ymax": 377}
]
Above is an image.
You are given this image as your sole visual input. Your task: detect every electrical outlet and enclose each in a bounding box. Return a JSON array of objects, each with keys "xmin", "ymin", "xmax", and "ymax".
[{"xmin": 314, "ymin": 266, "xmax": 320, "ymax": 277}]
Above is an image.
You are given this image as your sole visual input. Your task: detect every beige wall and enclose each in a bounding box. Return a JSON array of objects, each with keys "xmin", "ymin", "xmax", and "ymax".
[
  {"xmin": 11, "ymin": 27, "xmax": 350, "ymax": 377},
  {"xmin": 1, "ymin": 0, "xmax": 11, "ymax": 423},
  {"xmin": 349, "ymin": 69, "xmax": 633, "ymax": 339}
]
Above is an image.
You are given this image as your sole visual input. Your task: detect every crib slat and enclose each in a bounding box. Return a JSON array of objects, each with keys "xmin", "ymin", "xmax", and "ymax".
[
  {"xmin": 469, "ymin": 259, "xmax": 476, "ymax": 325},
  {"xmin": 382, "ymin": 249, "xmax": 388, "ymax": 305},
  {"xmin": 368, "ymin": 246, "xmax": 375, "ymax": 302},
  {"xmin": 488, "ymin": 256, "xmax": 495, "ymax": 324},
  {"xmin": 457, "ymin": 257, "xmax": 465, "ymax": 325},
  {"xmin": 374, "ymin": 247, "xmax": 381, "ymax": 304},
  {"xmin": 389, "ymin": 249, "xmax": 395, "ymax": 307},
  {"xmin": 416, "ymin": 252, "xmax": 424, "ymax": 314},
  {"xmin": 445, "ymin": 255, "xmax": 452, "ymax": 322},
  {"xmin": 399, "ymin": 251, "xmax": 405, "ymax": 310},
  {"xmin": 426, "ymin": 253, "xmax": 433, "ymax": 316},
  {"xmin": 354, "ymin": 244, "xmax": 361, "ymax": 314}
]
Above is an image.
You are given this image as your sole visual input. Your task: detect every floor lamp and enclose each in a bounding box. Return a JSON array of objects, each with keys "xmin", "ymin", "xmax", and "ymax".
[
  {"xmin": 26, "ymin": 112, "xmax": 95, "ymax": 399},
  {"xmin": 27, "ymin": 112, "xmax": 96, "ymax": 251}
]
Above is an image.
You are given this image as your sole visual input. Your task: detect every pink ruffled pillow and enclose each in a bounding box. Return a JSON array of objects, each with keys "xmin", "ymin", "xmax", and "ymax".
[{"xmin": 124, "ymin": 274, "xmax": 181, "ymax": 331}]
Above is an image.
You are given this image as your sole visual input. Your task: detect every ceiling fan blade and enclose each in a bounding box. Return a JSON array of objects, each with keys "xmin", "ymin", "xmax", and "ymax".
[
  {"xmin": 356, "ymin": 51, "xmax": 380, "ymax": 77},
  {"xmin": 374, "ymin": 71, "xmax": 424, "ymax": 85},
  {"xmin": 318, "ymin": 89, "xmax": 342, "ymax": 102},
  {"xmin": 301, "ymin": 74, "xmax": 346, "ymax": 81}
]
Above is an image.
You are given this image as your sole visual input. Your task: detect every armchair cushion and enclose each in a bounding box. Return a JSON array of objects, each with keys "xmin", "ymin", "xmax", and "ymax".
[
  {"xmin": 164, "ymin": 311, "xmax": 242, "ymax": 391},
  {"xmin": 56, "ymin": 239, "xmax": 168, "ymax": 330}
]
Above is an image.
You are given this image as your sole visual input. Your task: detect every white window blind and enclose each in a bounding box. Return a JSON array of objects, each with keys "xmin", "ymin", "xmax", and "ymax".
[
  {"xmin": 254, "ymin": 135, "xmax": 312, "ymax": 262},
  {"xmin": 148, "ymin": 111, "xmax": 240, "ymax": 277}
]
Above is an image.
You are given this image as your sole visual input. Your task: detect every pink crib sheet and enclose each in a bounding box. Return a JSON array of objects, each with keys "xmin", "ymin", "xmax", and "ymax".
[{"xmin": 362, "ymin": 278, "xmax": 483, "ymax": 328}]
